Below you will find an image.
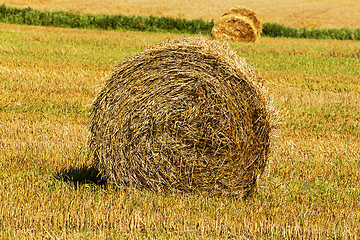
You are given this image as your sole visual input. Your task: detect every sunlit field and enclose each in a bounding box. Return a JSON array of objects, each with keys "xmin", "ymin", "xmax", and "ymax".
[
  {"xmin": 0, "ymin": 22, "xmax": 359, "ymax": 239},
  {"xmin": 3, "ymin": 0, "xmax": 360, "ymax": 29}
]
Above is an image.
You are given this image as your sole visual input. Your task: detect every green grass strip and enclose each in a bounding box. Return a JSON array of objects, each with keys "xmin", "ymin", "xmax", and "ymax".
[
  {"xmin": 262, "ymin": 22, "xmax": 360, "ymax": 41},
  {"xmin": 1, "ymin": 5, "xmax": 359, "ymax": 40},
  {"xmin": 0, "ymin": 5, "xmax": 214, "ymax": 34}
]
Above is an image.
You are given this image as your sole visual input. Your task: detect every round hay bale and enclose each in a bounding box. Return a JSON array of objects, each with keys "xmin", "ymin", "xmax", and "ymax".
[
  {"xmin": 211, "ymin": 15, "xmax": 258, "ymax": 42},
  {"xmin": 89, "ymin": 37, "xmax": 275, "ymax": 197},
  {"xmin": 222, "ymin": 6, "xmax": 262, "ymax": 37}
]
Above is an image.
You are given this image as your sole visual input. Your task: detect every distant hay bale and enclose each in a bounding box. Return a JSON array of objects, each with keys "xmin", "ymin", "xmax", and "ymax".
[
  {"xmin": 89, "ymin": 37, "xmax": 276, "ymax": 197},
  {"xmin": 212, "ymin": 6, "xmax": 262, "ymax": 42},
  {"xmin": 212, "ymin": 15, "xmax": 258, "ymax": 42},
  {"xmin": 222, "ymin": 6, "xmax": 262, "ymax": 37}
]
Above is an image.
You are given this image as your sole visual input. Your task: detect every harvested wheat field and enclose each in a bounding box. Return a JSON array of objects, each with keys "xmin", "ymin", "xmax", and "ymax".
[
  {"xmin": 90, "ymin": 37, "xmax": 276, "ymax": 196},
  {"xmin": 0, "ymin": 0, "xmax": 360, "ymax": 236},
  {"xmin": 1, "ymin": 22, "xmax": 359, "ymax": 238},
  {"xmin": 3, "ymin": 0, "xmax": 360, "ymax": 29}
]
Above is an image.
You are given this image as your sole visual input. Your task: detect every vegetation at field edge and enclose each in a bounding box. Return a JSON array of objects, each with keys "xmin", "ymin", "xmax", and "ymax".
[{"xmin": 0, "ymin": 4, "xmax": 360, "ymax": 40}]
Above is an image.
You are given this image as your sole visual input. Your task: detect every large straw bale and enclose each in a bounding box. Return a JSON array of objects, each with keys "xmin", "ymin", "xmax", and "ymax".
[
  {"xmin": 89, "ymin": 37, "xmax": 276, "ymax": 197},
  {"xmin": 222, "ymin": 6, "xmax": 262, "ymax": 37},
  {"xmin": 212, "ymin": 15, "xmax": 258, "ymax": 42}
]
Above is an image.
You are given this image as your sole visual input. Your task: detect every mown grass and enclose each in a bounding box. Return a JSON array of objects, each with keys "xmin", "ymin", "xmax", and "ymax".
[{"xmin": 0, "ymin": 23, "xmax": 359, "ymax": 239}]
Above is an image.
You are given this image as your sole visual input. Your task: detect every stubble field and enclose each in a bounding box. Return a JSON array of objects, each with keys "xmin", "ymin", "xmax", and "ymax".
[{"xmin": 0, "ymin": 2, "xmax": 360, "ymax": 239}]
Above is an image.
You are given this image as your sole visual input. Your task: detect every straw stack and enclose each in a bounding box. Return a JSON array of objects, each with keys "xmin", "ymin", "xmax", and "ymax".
[
  {"xmin": 89, "ymin": 37, "xmax": 276, "ymax": 197},
  {"xmin": 212, "ymin": 7, "xmax": 262, "ymax": 42}
]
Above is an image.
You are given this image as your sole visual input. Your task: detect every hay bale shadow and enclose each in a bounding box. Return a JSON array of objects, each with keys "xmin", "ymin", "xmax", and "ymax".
[{"xmin": 54, "ymin": 165, "xmax": 106, "ymax": 188}]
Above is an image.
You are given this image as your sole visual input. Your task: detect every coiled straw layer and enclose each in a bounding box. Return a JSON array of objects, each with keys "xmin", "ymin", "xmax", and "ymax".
[{"xmin": 90, "ymin": 37, "xmax": 275, "ymax": 197}]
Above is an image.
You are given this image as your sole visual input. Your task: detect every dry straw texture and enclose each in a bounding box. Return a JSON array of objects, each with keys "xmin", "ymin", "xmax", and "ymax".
[
  {"xmin": 222, "ymin": 6, "xmax": 262, "ymax": 38},
  {"xmin": 90, "ymin": 37, "xmax": 276, "ymax": 197}
]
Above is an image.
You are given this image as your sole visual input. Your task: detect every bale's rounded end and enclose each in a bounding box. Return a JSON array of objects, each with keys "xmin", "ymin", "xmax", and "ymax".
[{"xmin": 90, "ymin": 37, "xmax": 276, "ymax": 197}]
